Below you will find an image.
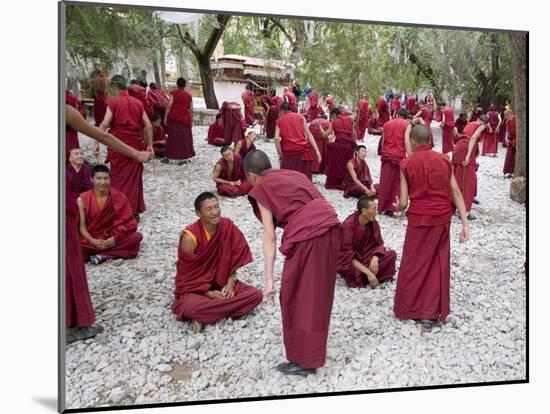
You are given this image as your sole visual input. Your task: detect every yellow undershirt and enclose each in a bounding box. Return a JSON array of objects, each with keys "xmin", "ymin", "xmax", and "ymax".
[{"xmin": 181, "ymin": 227, "xmax": 212, "ymax": 248}]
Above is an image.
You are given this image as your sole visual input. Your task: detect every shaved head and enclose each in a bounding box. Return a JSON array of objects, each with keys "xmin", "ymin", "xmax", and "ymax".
[
  {"xmin": 479, "ymin": 114, "xmax": 490, "ymax": 123},
  {"xmin": 410, "ymin": 125, "xmax": 430, "ymax": 144},
  {"xmin": 243, "ymin": 150, "xmax": 272, "ymax": 176}
]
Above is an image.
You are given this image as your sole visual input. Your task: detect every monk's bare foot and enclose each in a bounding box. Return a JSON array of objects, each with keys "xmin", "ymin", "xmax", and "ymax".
[
  {"xmin": 275, "ymin": 362, "xmax": 316, "ymax": 376},
  {"xmin": 191, "ymin": 320, "xmax": 203, "ymax": 334}
]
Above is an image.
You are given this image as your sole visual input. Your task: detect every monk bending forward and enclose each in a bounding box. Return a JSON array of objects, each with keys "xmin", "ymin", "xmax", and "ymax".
[
  {"xmin": 393, "ymin": 125, "xmax": 469, "ymax": 332},
  {"xmin": 172, "ymin": 192, "xmax": 263, "ymax": 333},
  {"xmin": 244, "ymin": 150, "xmax": 341, "ymax": 376}
]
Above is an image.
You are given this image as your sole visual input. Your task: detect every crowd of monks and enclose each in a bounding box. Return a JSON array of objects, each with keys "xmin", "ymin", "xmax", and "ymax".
[{"xmin": 65, "ymin": 74, "xmax": 520, "ymax": 376}]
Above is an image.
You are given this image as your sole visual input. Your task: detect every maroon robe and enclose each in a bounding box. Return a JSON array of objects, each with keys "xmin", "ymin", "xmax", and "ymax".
[
  {"xmin": 469, "ymin": 109, "xmax": 481, "ymax": 122},
  {"xmin": 153, "ymin": 124, "xmax": 167, "ymax": 158},
  {"xmin": 284, "ymin": 91, "xmax": 298, "ymax": 112},
  {"xmin": 221, "ymin": 101, "xmax": 246, "ymax": 145},
  {"xmin": 503, "ymin": 117, "xmax": 516, "ymax": 175},
  {"xmin": 65, "ymin": 91, "xmax": 82, "ymax": 155},
  {"xmin": 266, "ymin": 97, "xmax": 281, "ymax": 140},
  {"xmin": 357, "ymin": 99, "xmax": 370, "ymax": 140},
  {"xmin": 147, "ymin": 88, "xmax": 168, "ymax": 125},
  {"xmin": 406, "ymin": 96, "xmax": 417, "ymax": 115},
  {"xmin": 236, "ymin": 138, "xmax": 256, "ymax": 160},
  {"xmin": 309, "ymin": 118, "xmax": 330, "ymax": 173},
  {"xmin": 277, "ymin": 112, "xmax": 313, "ymax": 180},
  {"xmin": 421, "ymin": 107, "xmax": 432, "ymax": 127},
  {"xmin": 172, "ymin": 218, "xmax": 262, "ymax": 325},
  {"xmin": 92, "ymin": 90, "xmax": 108, "ymax": 127},
  {"xmin": 66, "ymin": 163, "xmax": 92, "ymax": 201},
  {"xmin": 455, "ymin": 117, "xmax": 467, "ymax": 134},
  {"xmin": 481, "ymin": 110, "xmax": 499, "ymax": 155},
  {"xmin": 342, "ymin": 157, "xmax": 374, "ymax": 198},
  {"xmin": 325, "ymin": 115, "xmax": 355, "ymax": 190},
  {"xmin": 377, "ymin": 98, "xmax": 390, "ymax": 127},
  {"xmin": 368, "ymin": 116, "xmax": 382, "ymax": 136},
  {"xmin": 338, "ymin": 213, "xmax": 397, "ymax": 287},
  {"xmin": 326, "ymin": 96, "xmax": 335, "ymax": 112},
  {"xmin": 128, "ymin": 84, "xmax": 153, "ymax": 120},
  {"xmin": 215, "ymin": 154, "xmax": 252, "ymax": 197},
  {"xmin": 242, "ymin": 90, "xmax": 256, "ymax": 125},
  {"xmin": 452, "ymin": 135, "xmax": 478, "ymax": 211},
  {"xmin": 106, "ymin": 90, "xmax": 146, "ymax": 214},
  {"xmin": 307, "ymin": 92, "xmax": 324, "ymax": 122},
  {"xmin": 166, "ymin": 88, "xmax": 195, "ymax": 160},
  {"xmin": 207, "ymin": 121, "xmax": 225, "ymax": 146},
  {"xmin": 378, "ymin": 117, "xmax": 408, "ymax": 213},
  {"xmin": 441, "ymin": 106, "xmax": 455, "ymax": 154},
  {"xmin": 79, "ymin": 188, "xmax": 143, "ymax": 260},
  {"xmin": 391, "ymin": 98, "xmax": 401, "ymax": 118},
  {"xmin": 394, "ymin": 145, "xmax": 455, "ymax": 322},
  {"xmin": 248, "ymin": 169, "xmax": 341, "ymax": 369}
]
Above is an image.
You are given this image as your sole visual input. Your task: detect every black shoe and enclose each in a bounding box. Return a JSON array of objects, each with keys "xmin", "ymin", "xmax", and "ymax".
[
  {"xmin": 89, "ymin": 255, "xmax": 107, "ymax": 265},
  {"xmin": 472, "ymin": 199, "xmax": 480, "ymax": 205},
  {"xmin": 467, "ymin": 213, "xmax": 476, "ymax": 220},
  {"xmin": 275, "ymin": 362, "xmax": 316, "ymax": 376},
  {"xmin": 160, "ymin": 158, "xmax": 169, "ymax": 164},
  {"xmin": 134, "ymin": 213, "xmax": 140, "ymax": 223},
  {"xmin": 420, "ymin": 319, "xmax": 435, "ymax": 333},
  {"xmin": 382, "ymin": 211, "xmax": 395, "ymax": 217},
  {"xmin": 67, "ymin": 324, "xmax": 104, "ymax": 344}
]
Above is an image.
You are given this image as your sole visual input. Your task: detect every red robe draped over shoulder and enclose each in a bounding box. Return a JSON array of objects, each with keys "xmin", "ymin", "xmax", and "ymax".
[
  {"xmin": 215, "ymin": 154, "xmax": 252, "ymax": 197},
  {"xmin": 207, "ymin": 121, "xmax": 225, "ymax": 146},
  {"xmin": 503, "ymin": 117, "xmax": 516, "ymax": 175},
  {"xmin": 242, "ymin": 90, "xmax": 256, "ymax": 125},
  {"xmin": 357, "ymin": 99, "xmax": 370, "ymax": 140},
  {"xmin": 276, "ymin": 112, "xmax": 313, "ymax": 180},
  {"xmin": 342, "ymin": 157, "xmax": 374, "ymax": 198},
  {"xmin": 128, "ymin": 84, "xmax": 153, "ymax": 120},
  {"xmin": 79, "ymin": 188, "xmax": 143, "ymax": 260},
  {"xmin": 221, "ymin": 101, "xmax": 246, "ymax": 145},
  {"xmin": 166, "ymin": 88, "xmax": 195, "ymax": 160},
  {"xmin": 66, "ymin": 163, "xmax": 92, "ymax": 201},
  {"xmin": 481, "ymin": 110, "xmax": 499, "ymax": 155},
  {"xmin": 338, "ymin": 213, "xmax": 396, "ymax": 287},
  {"xmin": 147, "ymin": 88, "xmax": 168, "ymax": 121},
  {"xmin": 441, "ymin": 106, "xmax": 455, "ymax": 154},
  {"xmin": 307, "ymin": 92, "xmax": 324, "ymax": 122},
  {"xmin": 93, "ymin": 90, "xmax": 108, "ymax": 127},
  {"xmin": 248, "ymin": 169, "xmax": 341, "ymax": 369},
  {"xmin": 171, "ymin": 218, "xmax": 262, "ymax": 325},
  {"xmin": 452, "ymin": 135, "xmax": 478, "ymax": 211},
  {"xmin": 284, "ymin": 91, "xmax": 298, "ymax": 112},
  {"xmin": 377, "ymin": 98, "xmax": 390, "ymax": 126},
  {"xmin": 309, "ymin": 118, "xmax": 330, "ymax": 173},
  {"xmin": 325, "ymin": 115, "xmax": 355, "ymax": 190}
]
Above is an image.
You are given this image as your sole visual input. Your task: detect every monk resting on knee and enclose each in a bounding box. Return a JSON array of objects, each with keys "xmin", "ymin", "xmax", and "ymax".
[
  {"xmin": 171, "ymin": 192, "xmax": 263, "ymax": 333},
  {"xmin": 342, "ymin": 145, "xmax": 377, "ymax": 198},
  {"xmin": 338, "ymin": 196, "xmax": 397, "ymax": 288},
  {"xmin": 77, "ymin": 164, "xmax": 143, "ymax": 265},
  {"xmin": 213, "ymin": 145, "xmax": 252, "ymax": 197}
]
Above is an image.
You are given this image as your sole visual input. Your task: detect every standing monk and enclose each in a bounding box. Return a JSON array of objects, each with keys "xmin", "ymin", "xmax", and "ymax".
[
  {"xmin": 342, "ymin": 145, "xmax": 376, "ymax": 199},
  {"xmin": 164, "ymin": 77, "xmax": 195, "ymax": 165},
  {"xmin": 503, "ymin": 109, "xmax": 517, "ymax": 178},
  {"xmin": 338, "ymin": 196, "xmax": 397, "ymax": 288},
  {"xmin": 324, "ymin": 107, "xmax": 356, "ymax": 189},
  {"xmin": 147, "ymin": 82, "xmax": 168, "ymax": 127},
  {"xmin": 220, "ymin": 101, "xmax": 246, "ymax": 145},
  {"xmin": 309, "ymin": 117, "xmax": 331, "ymax": 174},
  {"xmin": 378, "ymin": 109, "xmax": 409, "ymax": 216},
  {"xmin": 356, "ymin": 94, "xmax": 371, "ymax": 140},
  {"xmin": 283, "ymin": 86, "xmax": 298, "ymax": 112},
  {"xmin": 391, "ymin": 94, "xmax": 401, "ymax": 119},
  {"xmin": 377, "ymin": 97, "xmax": 390, "ymax": 126},
  {"xmin": 438, "ymin": 101, "xmax": 455, "ymax": 155},
  {"xmin": 172, "ymin": 192, "xmax": 263, "ymax": 333},
  {"xmin": 481, "ymin": 104, "xmax": 501, "ymax": 157},
  {"xmin": 242, "ymin": 84, "xmax": 256, "ymax": 126},
  {"xmin": 393, "ymin": 125, "xmax": 469, "ymax": 332},
  {"xmin": 99, "ymin": 75, "xmax": 153, "ymax": 218},
  {"xmin": 90, "ymin": 68, "xmax": 108, "ymax": 127},
  {"xmin": 207, "ymin": 113, "xmax": 225, "ymax": 146},
  {"xmin": 306, "ymin": 91, "xmax": 324, "ymax": 122},
  {"xmin": 244, "ymin": 150, "xmax": 341, "ymax": 376},
  {"xmin": 275, "ymin": 102, "xmax": 321, "ymax": 181},
  {"xmin": 128, "ymin": 79, "xmax": 153, "ymax": 120},
  {"xmin": 65, "ymin": 105, "xmax": 153, "ymax": 344},
  {"xmin": 265, "ymin": 94, "xmax": 283, "ymax": 140}
]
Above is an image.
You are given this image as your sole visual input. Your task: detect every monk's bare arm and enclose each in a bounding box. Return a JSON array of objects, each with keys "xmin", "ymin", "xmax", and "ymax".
[
  {"xmin": 394, "ymin": 170, "xmax": 409, "ymax": 212},
  {"xmin": 142, "ymin": 111, "xmax": 153, "ymax": 147},
  {"xmin": 180, "ymin": 232, "xmax": 196, "ymax": 255},
  {"xmin": 274, "ymin": 126, "xmax": 282, "ymax": 160},
  {"xmin": 404, "ymin": 124, "xmax": 413, "ymax": 156},
  {"xmin": 346, "ymin": 162, "xmax": 365, "ymax": 190},
  {"xmin": 98, "ymin": 107, "xmax": 112, "ymax": 132},
  {"xmin": 164, "ymin": 95, "xmax": 173, "ymax": 124},
  {"xmin": 234, "ymin": 141, "xmax": 242, "ymax": 155},
  {"xmin": 212, "ymin": 163, "xmax": 234, "ymax": 186},
  {"xmin": 259, "ymin": 203, "xmax": 276, "ymax": 297},
  {"xmin": 304, "ymin": 120, "xmax": 321, "ymax": 160},
  {"xmin": 464, "ymin": 124, "xmax": 485, "ymax": 165},
  {"xmin": 413, "ymin": 110, "xmax": 422, "ymax": 119},
  {"xmin": 450, "ymin": 174, "xmax": 470, "ymax": 242},
  {"xmin": 76, "ymin": 197, "xmax": 94, "ymax": 244}
]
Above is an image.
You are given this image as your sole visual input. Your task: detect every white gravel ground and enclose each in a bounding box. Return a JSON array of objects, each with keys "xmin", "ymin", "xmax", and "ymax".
[{"xmin": 65, "ymin": 122, "xmax": 526, "ymax": 409}]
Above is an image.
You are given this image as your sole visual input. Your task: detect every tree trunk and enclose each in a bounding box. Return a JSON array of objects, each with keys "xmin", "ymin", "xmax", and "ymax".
[
  {"xmin": 198, "ymin": 56, "xmax": 219, "ymax": 109},
  {"xmin": 408, "ymin": 52, "xmax": 442, "ymax": 101},
  {"xmin": 509, "ymin": 32, "xmax": 527, "ymax": 180},
  {"xmin": 159, "ymin": 44, "xmax": 167, "ymax": 85},
  {"xmin": 152, "ymin": 58, "xmax": 161, "ymax": 87}
]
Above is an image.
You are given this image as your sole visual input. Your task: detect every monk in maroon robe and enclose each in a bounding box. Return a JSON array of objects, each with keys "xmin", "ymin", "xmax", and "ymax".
[
  {"xmin": 377, "ymin": 97, "xmax": 390, "ymax": 127},
  {"xmin": 409, "ymin": 117, "xmax": 434, "ymax": 148},
  {"xmin": 455, "ymin": 113, "xmax": 468, "ymax": 134},
  {"xmin": 265, "ymin": 96, "xmax": 283, "ymax": 140},
  {"xmin": 242, "ymin": 84, "xmax": 256, "ymax": 126},
  {"xmin": 147, "ymin": 82, "xmax": 168, "ymax": 127},
  {"xmin": 164, "ymin": 77, "xmax": 195, "ymax": 164},
  {"xmin": 234, "ymin": 131, "xmax": 257, "ymax": 160},
  {"xmin": 406, "ymin": 95, "xmax": 417, "ymax": 115},
  {"xmin": 503, "ymin": 109, "xmax": 517, "ymax": 177},
  {"xmin": 356, "ymin": 95, "xmax": 370, "ymax": 140},
  {"xmin": 283, "ymin": 87, "xmax": 298, "ymax": 112},
  {"xmin": 438, "ymin": 102, "xmax": 455, "ymax": 154},
  {"xmin": 309, "ymin": 117, "xmax": 331, "ymax": 173},
  {"xmin": 469, "ymin": 105, "xmax": 483, "ymax": 122},
  {"xmin": 65, "ymin": 90, "xmax": 85, "ymax": 155},
  {"xmin": 66, "ymin": 148, "xmax": 92, "ymax": 201},
  {"xmin": 99, "ymin": 75, "xmax": 153, "ymax": 216},
  {"xmin": 391, "ymin": 96, "xmax": 401, "ymax": 119},
  {"xmin": 378, "ymin": 109, "xmax": 409, "ymax": 215},
  {"xmin": 324, "ymin": 108, "xmax": 356, "ymax": 189},
  {"xmin": 207, "ymin": 114, "xmax": 225, "ymax": 146},
  {"xmin": 482, "ymin": 104, "xmax": 501, "ymax": 156},
  {"xmin": 338, "ymin": 196, "xmax": 397, "ymax": 288},
  {"xmin": 128, "ymin": 80, "xmax": 154, "ymax": 120},
  {"xmin": 307, "ymin": 91, "xmax": 324, "ymax": 122},
  {"xmin": 78, "ymin": 165, "xmax": 143, "ymax": 264},
  {"xmin": 326, "ymin": 95, "xmax": 335, "ymax": 113},
  {"xmin": 275, "ymin": 102, "xmax": 321, "ymax": 181},
  {"xmin": 394, "ymin": 125, "xmax": 470, "ymax": 332},
  {"xmin": 244, "ymin": 150, "xmax": 341, "ymax": 375},
  {"xmin": 342, "ymin": 145, "xmax": 376, "ymax": 198},
  {"xmin": 213, "ymin": 146, "xmax": 252, "ymax": 197},
  {"xmin": 91, "ymin": 69, "xmax": 108, "ymax": 127},
  {"xmin": 172, "ymin": 192, "xmax": 263, "ymax": 333},
  {"xmin": 151, "ymin": 114, "xmax": 167, "ymax": 158},
  {"xmin": 65, "ymin": 105, "xmax": 153, "ymax": 344},
  {"xmin": 221, "ymin": 101, "xmax": 246, "ymax": 145}
]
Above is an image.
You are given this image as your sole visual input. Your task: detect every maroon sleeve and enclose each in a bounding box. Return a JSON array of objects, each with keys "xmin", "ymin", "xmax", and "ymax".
[{"xmin": 111, "ymin": 191, "xmax": 138, "ymax": 242}]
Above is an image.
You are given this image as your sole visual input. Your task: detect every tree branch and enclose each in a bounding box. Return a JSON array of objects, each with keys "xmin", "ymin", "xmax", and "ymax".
[
  {"xmin": 203, "ymin": 15, "xmax": 231, "ymax": 57},
  {"xmin": 176, "ymin": 24, "xmax": 201, "ymax": 58},
  {"xmin": 269, "ymin": 18, "xmax": 295, "ymax": 45}
]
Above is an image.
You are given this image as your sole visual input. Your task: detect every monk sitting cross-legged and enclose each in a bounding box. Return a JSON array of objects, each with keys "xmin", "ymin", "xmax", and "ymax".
[
  {"xmin": 342, "ymin": 145, "xmax": 377, "ymax": 199},
  {"xmin": 213, "ymin": 146, "xmax": 252, "ymax": 197},
  {"xmin": 171, "ymin": 192, "xmax": 263, "ymax": 333},
  {"xmin": 77, "ymin": 164, "xmax": 143, "ymax": 265},
  {"xmin": 207, "ymin": 113, "xmax": 225, "ymax": 146},
  {"xmin": 338, "ymin": 196, "xmax": 397, "ymax": 288}
]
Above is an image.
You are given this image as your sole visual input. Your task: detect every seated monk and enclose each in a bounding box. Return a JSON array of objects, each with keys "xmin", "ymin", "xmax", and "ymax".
[
  {"xmin": 234, "ymin": 130, "xmax": 257, "ymax": 160},
  {"xmin": 171, "ymin": 192, "xmax": 263, "ymax": 333},
  {"xmin": 343, "ymin": 145, "xmax": 377, "ymax": 198},
  {"xmin": 66, "ymin": 148, "xmax": 92, "ymax": 201},
  {"xmin": 213, "ymin": 146, "xmax": 252, "ymax": 197},
  {"xmin": 207, "ymin": 113, "xmax": 225, "ymax": 146},
  {"xmin": 338, "ymin": 196, "xmax": 397, "ymax": 288},
  {"xmin": 151, "ymin": 114, "xmax": 167, "ymax": 158},
  {"xmin": 77, "ymin": 164, "xmax": 143, "ymax": 265}
]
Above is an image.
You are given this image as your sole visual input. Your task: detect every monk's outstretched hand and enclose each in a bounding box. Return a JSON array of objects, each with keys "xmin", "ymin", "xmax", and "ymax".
[
  {"xmin": 459, "ymin": 223, "xmax": 470, "ymax": 243},
  {"xmin": 263, "ymin": 283, "xmax": 275, "ymax": 301}
]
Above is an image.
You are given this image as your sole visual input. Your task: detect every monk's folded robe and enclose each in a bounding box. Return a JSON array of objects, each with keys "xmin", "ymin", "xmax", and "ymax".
[
  {"xmin": 378, "ymin": 117, "xmax": 408, "ymax": 213},
  {"xmin": 325, "ymin": 114, "xmax": 355, "ymax": 190},
  {"xmin": 166, "ymin": 88, "xmax": 195, "ymax": 161},
  {"xmin": 106, "ymin": 90, "xmax": 147, "ymax": 214},
  {"xmin": 342, "ymin": 157, "xmax": 374, "ymax": 198},
  {"xmin": 248, "ymin": 169, "xmax": 341, "ymax": 369},
  {"xmin": 242, "ymin": 89, "xmax": 256, "ymax": 125},
  {"xmin": 215, "ymin": 154, "xmax": 252, "ymax": 197},
  {"xmin": 357, "ymin": 99, "xmax": 370, "ymax": 140},
  {"xmin": 394, "ymin": 145, "xmax": 455, "ymax": 322},
  {"xmin": 93, "ymin": 90, "xmax": 108, "ymax": 127},
  {"xmin": 277, "ymin": 111, "xmax": 313, "ymax": 180},
  {"xmin": 128, "ymin": 84, "xmax": 153, "ymax": 120},
  {"xmin": 309, "ymin": 118, "xmax": 331, "ymax": 173},
  {"xmin": 207, "ymin": 121, "xmax": 225, "ymax": 146},
  {"xmin": 79, "ymin": 188, "xmax": 143, "ymax": 260},
  {"xmin": 153, "ymin": 124, "xmax": 167, "ymax": 158},
  {"xmin": 172, "ymin": 218, "xmax": 262, "ymax": 325},
  {"xmin": 66, "ymin": 162, "xmax": 92, "ymax": 201},
  {"xmin": 482, "ymin": 110, "xmax": 500, "ymax": 155},
  {"xmin": 452, "ymin": 134, "xmax": 478, "ymax": 211},
  {"xmin": 221, "ymin": 102, "xmax": 246, "ymax": 145},
  {"xmin": 441, "ymin": 106, "xmax": 455, "ymax": 154},
  {"xmin": 503, "ymin": 117, "xmax": 516, "ymax": 175},
  {"xmin": 338, "ymin": 212, "xmax": 396, "ymax": 288}
]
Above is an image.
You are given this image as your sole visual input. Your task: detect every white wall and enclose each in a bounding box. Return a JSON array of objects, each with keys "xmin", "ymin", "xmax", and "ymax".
[{"xmin": 213, "ymin": 81, "xmax": 247, "ymax": 114}]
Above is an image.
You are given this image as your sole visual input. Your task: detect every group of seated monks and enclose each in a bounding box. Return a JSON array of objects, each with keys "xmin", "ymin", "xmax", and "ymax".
[{"xmin": 172, "ymin": 190, "xmax": 397, "ymax": 334}]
